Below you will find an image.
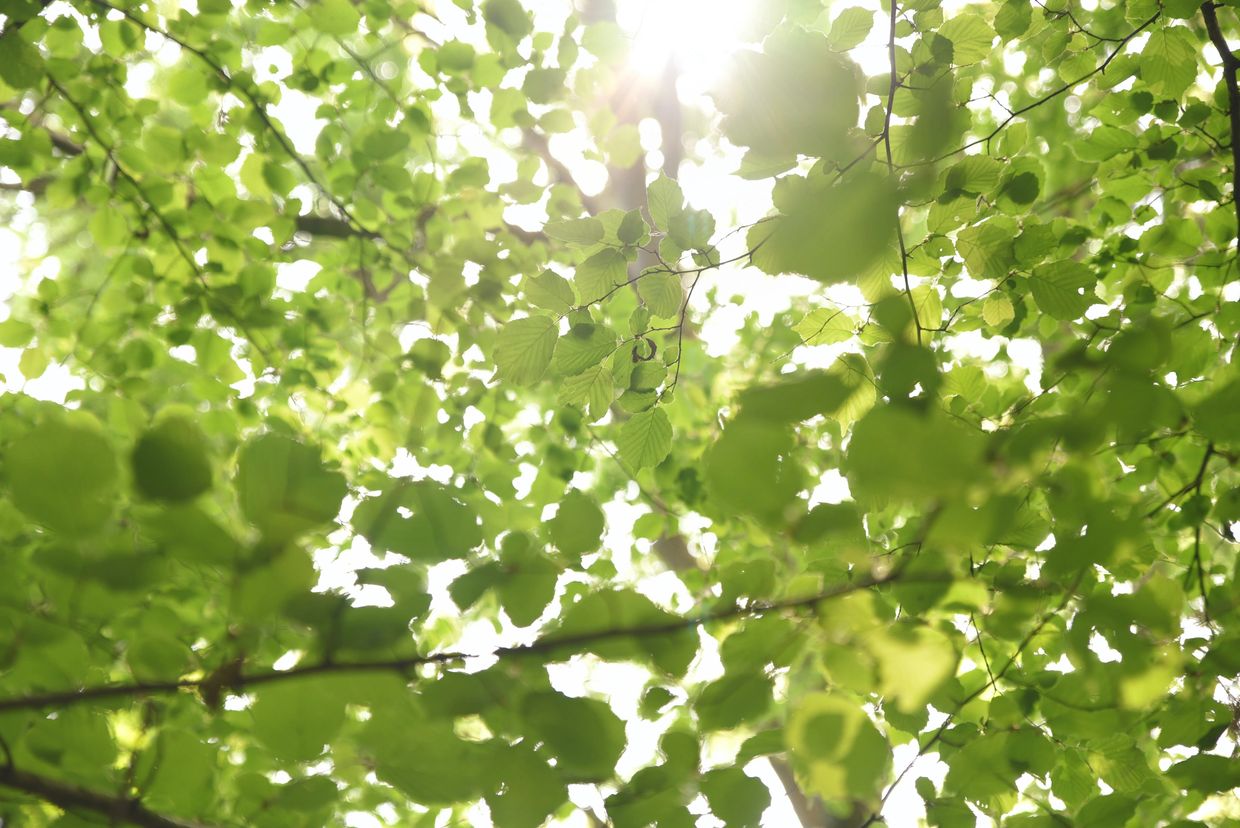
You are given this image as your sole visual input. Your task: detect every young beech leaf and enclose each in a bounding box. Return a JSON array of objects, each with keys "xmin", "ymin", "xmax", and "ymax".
[
  {"xmin": 7, "ymin": 416, "xmax": 118, "ymax": 537},
  {"xmin": 549, "ymin": 489, "xmax": 605, "ymax": 556},
  {"xmin": 845, "ymin": 406, "xmax": 986, "ymax": 502},
  {"xmin": 617, "ymin": 407, "xmax": 672, "ymax": 469},
  {"xmin": 638, "ymin": 271, "xmax": 682, "ymax": 318},
  {"xmin": 646, "ymin": 173, "xmax": 684, "ymax": 230},
  {"xmin": 827, "ymin": 7, "xmax": 874, "ymax": 51},
  {"xmin": 545, "ymin": 216, "xmax": 604, "ymax": 244},
  {"xmin": 559, "ymin": 364, "xmax": 614, "ymax": 421},
  {"xmin": 236, "ymin": 433, "xmax": 346, "ymax": 542},
  {"xmin": 494, "ymin": 315, "xmax": 558, "ymax": 385},
  {"xmin": 786, "ymin": 693, "xmax": 891, "ymax": 801},
  {"xmin": 520, "ymin": 692, "xmax": 626, "ymax": 782},
  {"xmin": 251, "ymin": 679, "xmax": 347, "ymax": 762},
  {"xmin": 352, "ymin": 481, "xmax": 481, "ymax": 562},
  {"xmin": 705, "ymin": 415, "xmax": 804, "ymax": 525},
  {"xmin": 575, "ymin": 248, "xmax": 628, "ymax": 304},
  {"xmin": 131, "ymin": 412, "xmax": 212, "ymax": 503},
  {"xmin": 1029, "ymin": 260, "xmax": 1096, "ymax": 320},
  {"xmin": 981, "ymin": 293, "xmax": 1015, "ymax": 327}
]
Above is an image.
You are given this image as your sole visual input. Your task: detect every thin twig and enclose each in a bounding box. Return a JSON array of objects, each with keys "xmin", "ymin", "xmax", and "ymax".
[
  {"xmin": 911, "ymin": 13, "xmax": 1161, "ymax": 169},
  {"xmin": 0, "ymin": 764, "xmax": 210, "ymax": 828},
  {"xmin": 882, "ymin": 0, "xmax": 922, "ymax": 345},
  {"xmin": 0, "ymin": 570, "xmax": 945, "ymax": 715},
  {"xmin": 1202, "ymin": 1, "xmax": 1240, "ymax": 244}
]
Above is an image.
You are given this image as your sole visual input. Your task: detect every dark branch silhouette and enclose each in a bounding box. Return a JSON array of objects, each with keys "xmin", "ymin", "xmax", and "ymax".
[
  {"xmin": 0, "ymin": 570, "xmax": 929, "ymax": 715},
  {"xmin": 0, "ymin": 763, "xmax": 212, "ymax": 828}
]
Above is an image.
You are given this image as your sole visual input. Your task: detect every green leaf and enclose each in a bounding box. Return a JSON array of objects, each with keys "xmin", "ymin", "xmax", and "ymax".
[
  {"xmin": 0, "ymin": 33, "xmax": 45, "ymax": 88},
  {"xmin": 618, "ymin": 209, "xmax": 648, "ymax": 245},
  {"xmin": 616, "ymin": 408, "xmax": 672, "ymax": 469},
  {"xmin": 545, "ymin": 216, "xmax": 605, "ymax": 244},
  {"xmin": 549, "ymin": 489, "xmax": 605, "ymax": 556},
  {"xmin": 237, "ymin": 434, "xmax": 346, "ymax": 542},
  {"xmin": 715, "ymin": 28, "xmax": 861, "ymax": 158},
  {"xmin": 865, "ymin": 624, "xmax": 958, "ymax": 712},
  {"xmin": 1166, "ymin": 754, "xmax": 1240, "ymax": 793},
  {"xmin": 361, "ymin": 128, "xmax": 411, "ymax": 160},
  {"xmin": 696, "ymin": 671, "xmax": 774, "ymax": 731},
  {"xmin": 486, "ymin": 745, "xmax": 567, "ymax": 828},
  {"xmin": 559, "ymin": 364, "xmax": 614, "ymax": 421},
  {"xmin": 1193, "ymin": 380, "xmax": 1240, "ymax": 444},
  {"xmin": 496, "ymin": 533, "xmax": 559, "ymax": 627},
  {"xmin": 553, "ymin": 589, "xmax": 698, "ymax": 676},
  {"xmin": 1029, "ymin": 260, "xmax": 1096, "ymax": 321},
  {"xmin": 251, "ymin": 679, "xmax": 347, "ymax": 762},
  {"xmin": 786, "ymin": 693, "xmax": 891, "ymax": 801},
  {"xmin": 131, "ymin": 412, "xmax": 213, "ymax": 503},
  {"xmin": 0, "ymin": 318, "xmax": 35, "ymax": 347},
  {"xmin": 495, "ymin": 315, "xmax": 558, "ymax": 385},
  {"xmin": 1141, "ymin": 27, "xmax": 1198, "ymax": 99},
  {"xmin": 523, "ymin": 271, "xmax": 576, "ymax": 313},
  {"xmin": 553, "ymin": 322, "xmax": 617, "ymax": 376},
  {"xmin": 575, "ymin": 248, "xmax": 628, "ymax": 304},
  {"xmin": 364, "ymin": 716, "xmax": 497, "ymax": 805},
  {"xmin": 939, "ymin": 13, "xmax": 995, "ymax": 64},
  {"xmin": 981, "ymin": 293, "xmax": 1014, "ymax": 327},
  {"xmin": 701, "ymin": 767, "xmax": 771, "ymax": 828},
  {"xmin": 706, "ymin": 414, "xmax": 804, "ymax": 526},
  {"xmin": 750, "ymin": 172, "xmax": 896, "ymax": 283},
  {"xmin": 668, "ymin": 208, "xmax": 716, "ymax": 251},
  {"xmin": 140, "ymin": 729, "xmax": 217, "ymax": 814},
  {"xmin": 520, "ymin": 691, "xmax": 626, "ymax": 782},
  {"xmin": 737, "ymin": 371, "xmax": 853, "ymax": 422},
  {"xmin": 844, "ymin": 406, "xmax": 986, "ymax": 502},
  {"xmin": 956, "ymin": 219, "xmax": 1016, "ymax": 280},
  {"xmin": 353, "ymin": 481, "xmax": 482, "ymax": 562},
  {"xmin": 639, "ymin": 271, "xmax": 682, "ymax": 318},
  {"xmin": 307, "ymin": 0, "xmax": 360, "ymax": 35},
  {"xmin": 646, "ymin": 174, "xmax": 684, "ymax": 231},
  {"xmin": 6, "ymin": 416, "xmax": 118, "ymax": 537},
  {"xmin": 827, "ymin": 8, "xmax": 874, "ymax": 51},
  {"xmin": 482, "ymin": 0, "xmax": 532, "ymax": 38},
  {"xmin": 794, "ymin": 308, "xmax": 854, "ymax": 345}
]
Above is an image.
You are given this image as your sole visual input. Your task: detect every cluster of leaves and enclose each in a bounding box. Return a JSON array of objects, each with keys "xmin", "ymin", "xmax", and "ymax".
[{"xmin": 1, "ymin": 0, "xmax": 1240, "ymax": 826}]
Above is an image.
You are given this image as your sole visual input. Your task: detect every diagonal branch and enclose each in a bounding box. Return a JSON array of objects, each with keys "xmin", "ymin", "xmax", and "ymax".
[
  {"xmin": 46, "ymin": 76, "xmax": 276, "ymax": 365},
  {"xmin": 882, "ymin": 0, "xmax": 922, "ymax": 346},
  {"xmin": 0, "ymin": 570, "xmax": 934, "ymax": 715},
  {"xmin": 0, "ymin": 763, "xmax": 212, "ymax": 828},
  {"xmin": 83, "ymin": 0, "xmax": 372, "ymax": 239},
  {"xmin": 857, "ymin": 569, "xmax": 1087, "ymax": 827},
  {"xmin": 1202, "ymin": 1, "xmax": 1240, "ymax": 244},
  {"xmin": 913, "ymin": 12, "xmax": 1161, "ymax": 169}
]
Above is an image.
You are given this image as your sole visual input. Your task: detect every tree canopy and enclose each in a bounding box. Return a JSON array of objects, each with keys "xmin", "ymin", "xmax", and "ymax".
[{"xmin": 1, "ymin": 0, "xmax": 1240, "ymax": 825}]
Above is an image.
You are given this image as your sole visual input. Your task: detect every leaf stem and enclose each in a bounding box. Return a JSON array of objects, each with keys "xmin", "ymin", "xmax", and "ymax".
[{"xmin": 882, "ymin": 0, "xmax": 923, "ymax": 345}]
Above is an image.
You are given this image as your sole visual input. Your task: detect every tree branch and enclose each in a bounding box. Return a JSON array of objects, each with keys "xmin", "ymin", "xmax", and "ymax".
[
  {"xmin": 47, "ymin": 76, "xmax": 276, "ymax": 365},
  {"xmin": 1202, "ymin": 1, "xmax": 1240, "ymax": 244},
  {"xmin": 915, "ymin": 12, "xmax": 1161, "ymax": 168},
  {"xmin": 857, "ymin": 569, "xmax": 1087, "ymax": 827},
  {"xmin": 0, "ymin": 570, "xmax": 929, "ymax": 715},
  {"xmin": 0, "ymin": 764, "xmax": 211, "ymax": 828},
  {"xmin": 882, "ymin": 0, "xmax": 922, "ymax": 346},
  {"xmin": 83, "ymin": 0, "xmax": 373, "ymax": 240}
]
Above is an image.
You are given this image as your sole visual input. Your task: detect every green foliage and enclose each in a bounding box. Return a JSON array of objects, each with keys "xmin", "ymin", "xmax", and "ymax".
[{"xmin": 2, "ymin": 0, "xmax": 1240, "ymax": 827}]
